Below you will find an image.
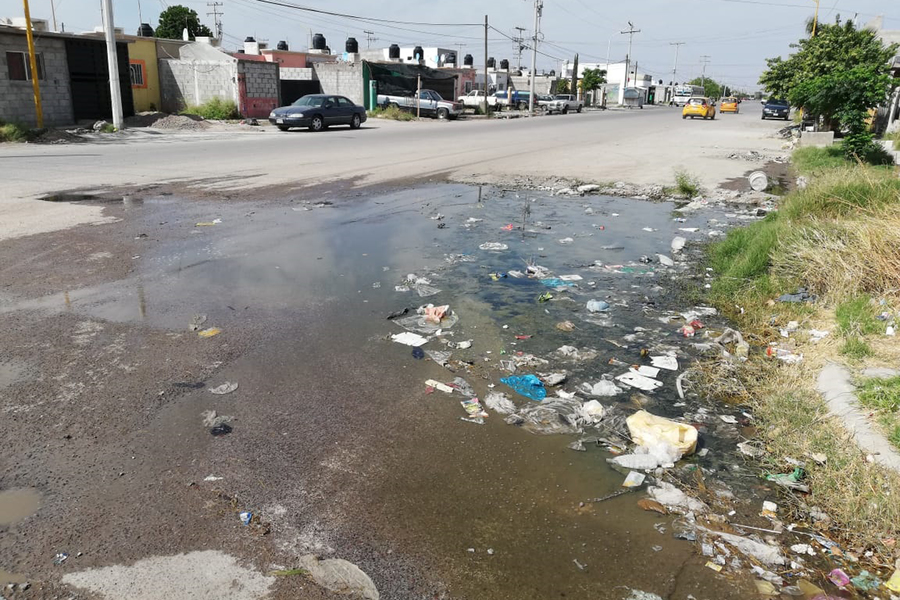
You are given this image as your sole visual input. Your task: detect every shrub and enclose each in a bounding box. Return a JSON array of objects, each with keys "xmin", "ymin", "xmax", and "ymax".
[
  {"xmin": 181, "ymin": 97, "xmax": 240, "ymax": 120},
  {"xmin": 0, "ymin": 120, "xmax": 36, "ymax": 142},
  {"xmin": 673, "ymin": 169, "xmax": 701, "ymax": 197}
]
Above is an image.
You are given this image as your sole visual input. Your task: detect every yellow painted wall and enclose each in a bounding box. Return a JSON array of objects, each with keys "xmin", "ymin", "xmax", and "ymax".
[{"xmin": 128, "ymin": 38, "xmax": 160, "ymax": 112}]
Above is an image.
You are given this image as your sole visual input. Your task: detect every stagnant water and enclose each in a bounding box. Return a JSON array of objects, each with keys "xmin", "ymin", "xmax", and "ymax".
[{"xmin": 8, "ymin": 184, "xmax": 777, "ymax": 598}]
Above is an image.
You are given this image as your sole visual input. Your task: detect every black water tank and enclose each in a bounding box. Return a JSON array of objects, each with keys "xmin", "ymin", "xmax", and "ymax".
[
  {"xmin": 312, "ymin": 33, "xmax": 326, "ymax": 50},
  {"xmin": 446, "ymin": 52, "xmax": 456, "ymax": 65},
  {"xmin": 463, "ymin": 54, "xmax": 474, "ymax": 66},
  {"xmin": 345, "ymin": 37, "xmax": 358, "ymax": 53},
  {"xmin": 244, "ymin": 36, "xmax": 256, "ymax": 42},
  {"xmin": 487, "ymin": 56, "xmax": 495, "ymax": 68},
  {"xmin": 388, "ymin": 44, "xmax": 400, "ymax": 59},
  {"xmin": 137, "ymin": 23, "xmax": 153, "ymax": 37},
  {"xmin": 549, "ymin": 69, "xmax": 556, "ymax": 77},
  {"xmin": 500, "ymin": 59, "xmax": 509, "ymax": 70},
  {"xmin": 276, "ymin": 40, "xmax": 288, "ymax": 51},
  {"xmin": 413, "ymin": 46, "xmax": 424, "ymax": 61}
]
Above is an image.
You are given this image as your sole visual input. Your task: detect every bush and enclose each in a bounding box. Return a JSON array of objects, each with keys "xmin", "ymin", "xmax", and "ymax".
[
  {"xmin": 181, "ymin": 97, "xmax": 240, "ymax": 120},
  {"xmin": 367, "ymin": 105, "xmax": 416, "ymax": 121},
  {"xmin": 0, "ymin": 120, "xmax": 36, "ymax": 143},
  {"xmin": 672, "ymin": 169, "xmax": 701, "ymax": 197}
]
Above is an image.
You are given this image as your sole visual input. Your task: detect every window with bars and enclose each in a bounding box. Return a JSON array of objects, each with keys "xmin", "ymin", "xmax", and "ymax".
[{"xmin": 129, "ymin": 61, "xmax": 146, "ymax": 88}]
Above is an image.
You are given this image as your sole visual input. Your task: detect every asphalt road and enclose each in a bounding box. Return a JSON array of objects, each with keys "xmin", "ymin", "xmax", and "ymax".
[{"xmin": 0, "ymin": 106, "xmax": 788, "ymax": 241}]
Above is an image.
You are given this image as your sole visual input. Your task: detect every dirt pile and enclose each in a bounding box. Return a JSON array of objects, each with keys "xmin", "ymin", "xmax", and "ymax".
[{"xmin": 150, "ymin": 114, "xmax": 211, "ymax": 131}]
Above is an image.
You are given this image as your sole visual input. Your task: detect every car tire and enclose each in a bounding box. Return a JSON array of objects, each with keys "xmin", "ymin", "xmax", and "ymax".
[
  {"xmin": 350, "ymin": 114, "xmax": 361, "ymax": 129},
  {"xmin": 576, "ymin": 106, "xmax": 582, "ymax": 113},
  {"xmin": 784, "ymin": 116, "xmax": 790, "ymax": 121},
  {"xmin": 309, "ymin": 115, "xmax": 324, "ymax": 132},
  {"xmin": 437, "ymin": 108, "xmax": 449, "ymax": 120},
  {"xmin": 277, "ymin": 125, "xmax": 289, "ymax": 131},
  {"xmin": 682, "ymin": 115, "xmax": 686, "ymax": 119},
  {"xmin": 562, "ymin": 106, "xmax": 569, "ymax": 114}
]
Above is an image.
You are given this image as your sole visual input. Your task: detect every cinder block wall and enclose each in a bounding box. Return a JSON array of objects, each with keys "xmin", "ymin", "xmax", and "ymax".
[
  {"xmin": 0, "ymin": 34, "xmax": 73, "ymax": 126},
  {"xmin": 237, "ymin": 60, "xmax": 279, "ymax": 117},
  {"xmin": 158, "ymin": 59, "xmax": 237, "ymax": 113},
  {"xmin": 313, "ymin": 62, "xmax": 364, "ymax": 105},
  {"xmin": 280, "ymin": 67, "xmax": 315, "ymax": 81}
]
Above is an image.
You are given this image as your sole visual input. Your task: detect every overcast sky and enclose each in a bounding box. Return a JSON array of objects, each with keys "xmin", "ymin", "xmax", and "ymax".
[{"xmin": 4, "ymin": 0, "xmax": 898, "ymax": 90}]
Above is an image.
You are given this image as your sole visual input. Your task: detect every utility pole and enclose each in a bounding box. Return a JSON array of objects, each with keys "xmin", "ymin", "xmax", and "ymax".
[
  {"xmin": 700, "ymin": 55, "xmax": 711, "ymax": 92},
  {"xmin": 49, "ymin": 0, "xmax": 57, "ymax": 31},
  {"xmin": 483, "ymin": 14, "xmax": 488, "ymax": 115},
  {"xmin": 100, "ymin": 0, "xmax": 123, "ymax": 129},
  {"xmin": 206, "ymin": 2, "xmax": 223, "ymax": 40},
  {"xmin": 512, "ymin": 26, "xmax": 526, "ymax": 71},
  {"xmin": 811, "ymin": 0, "xmax": 820, "ymax": 36},
  {"xmin": 528, "ymin": 0, "xmax": 543, "ymax": 115},
  {"xmin": 22, "ymin": 0, "xmax": 43, "ymax": 128},
  {"xmin": 364, "ymin": 30, "xmax": 378, "ymax": 49},
  {"xmin": 669, "ymin": 42, "xmax": 684, "ymax": 84},
  {"xmin": 620, "ymin": 21, "xmax": 640, "ymax": 104}
]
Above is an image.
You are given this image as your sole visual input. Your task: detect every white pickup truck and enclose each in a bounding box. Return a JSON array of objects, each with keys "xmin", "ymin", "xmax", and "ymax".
[
  {"xmin": 457, "ymin": 90, "xmax": 497, "ymax": 109},
  {"xmin": 377, "ymin": 89, "xmax": 464, "ymax": 120},
  {"xmin": 554, "ymin": 94, "xmax": 583, "ymax": 113}
]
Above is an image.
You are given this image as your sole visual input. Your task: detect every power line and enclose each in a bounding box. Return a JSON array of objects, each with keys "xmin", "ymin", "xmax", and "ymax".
[{"xmin": 252, "ymin": 0, "xmax": 482, "ymax": 27}]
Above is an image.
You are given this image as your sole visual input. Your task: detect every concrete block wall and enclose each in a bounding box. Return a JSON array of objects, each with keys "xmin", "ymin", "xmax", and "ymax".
[
  {"xmin": 0, "ymin": 33, "xmax": 73, "ymax": 126},
  {"xmin": 238, "ymin": 60, "xmax": 278, "ymax": 99},
  {"xmin": 158, "ymin": 59, "xmax": 237, "ymax": 113},
  {"xmin": 313, "ymin": 62, "xmax": 364, "ymax": 106},
  {"xmin": 280, "ymin": 67, "xmax": 315, "ymax": 81}
]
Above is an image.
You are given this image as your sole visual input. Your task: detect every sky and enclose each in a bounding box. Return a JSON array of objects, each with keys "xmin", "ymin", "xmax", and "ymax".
[{"xmin": 3, "ymin": 0, "xmax": 898, "ymax": 91}]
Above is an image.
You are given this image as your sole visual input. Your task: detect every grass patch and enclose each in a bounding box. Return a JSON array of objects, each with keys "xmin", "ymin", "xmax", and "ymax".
[
  {"xmin": 858, "ymin": 376, "xmax": 900, "ymax": 412},
  {"xmin": 791, "ymin": 146, "xmax": 847, "ymax": 174},
  {"xmin": 840, "ymin": 336, "xmax": 873, "ymax": 359},
  {"xmin": 367, "ymin": 105, "xmax": 416, "ymax": 121},
  {"xmin": 0, "ymin": 120, "xmax": 36, "ymax": 142},
  {"xmin": 834, "ymin": 295, "xmax": 880, "ymax": 337},
  {"xmin": 672, "ymin": 169, "xmax": 701, "ymax": 198},
  {"xmin": 99, "ymin": 123, "xmax": 117, "ymax": 133},
  {"xmin": 181, "ymin": 97, "xmax": 240, "ymax": 120},
  {"xmin": 886, "ymin": 130, "xmax": 900, "ymax": 151}
]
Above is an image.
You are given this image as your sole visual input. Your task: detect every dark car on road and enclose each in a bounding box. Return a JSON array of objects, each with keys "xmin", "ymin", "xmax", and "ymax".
[
  {"xmin": 761, "ymin": 98, "xmax": 791, "ymax": 121},
  {"xmin": 269, "ymin": 94, "xmax": 367, "ymax": 132}
]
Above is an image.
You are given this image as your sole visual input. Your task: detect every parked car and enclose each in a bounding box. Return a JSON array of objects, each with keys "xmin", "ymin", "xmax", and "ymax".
[
  {"xmin": 554, "ymin": 94, "xmax": 583, "ymax": 113},
  {"xmin": 493, "ymin": 90, "xmax": 532, "ymax": 111},
  {"xmin": 682, "ymin": 97, "xmax": 716, "ymax": 120},
  {"xmin": 269, "ymin": 94, "xmax": 366, "ymax": 132},
  {"xmin": 457, "ymin": 90, "xmax": 498, "ymax": 109},
  {"xmin": 377, "ymin": 89, "xmax": 463, "ymax": 119},
  {"xmin": 537, "ymin": 94, "xmax": 566, "ymax": 114},
  {"xmin": 720, "ymin": 97, "xmax": 739, "ymax": 114},
  {"xmin": 761, "ymin": 98, "xmax": 791, "ymax": 120}
]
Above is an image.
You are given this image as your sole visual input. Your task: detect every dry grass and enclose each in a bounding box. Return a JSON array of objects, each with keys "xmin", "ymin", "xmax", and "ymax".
[{"xmin": 773, "ymin": 205, "xmax": 900, "ymax": 303}]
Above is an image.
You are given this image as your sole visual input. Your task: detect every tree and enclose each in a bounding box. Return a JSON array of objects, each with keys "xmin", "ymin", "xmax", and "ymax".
[
  {"xmin": 155, "ymin": 5, "xmax": 213, "ymax": 41},
  {"xmin": 688, "ymin": 76, "xmax": 722, "ymax": 99},
  {"xmin": 579, "ymin": 68, "xmax": 607, "ymax": 93},
  {"xmin": 555, "ymin": 79, "xmax": 570, "ymax": 94},
  {"xmin": 758, "ymin": 18, "xmax": 897, "ymax": 159},
  {"xmin": 759, "ymin": 18, "xmax": 896, "ymax": 103}
]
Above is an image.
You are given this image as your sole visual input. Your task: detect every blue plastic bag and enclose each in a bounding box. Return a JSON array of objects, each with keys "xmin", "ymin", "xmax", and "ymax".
[
  {"xmin": 540, "ymin": 278, "xmax": 575, "ymax": 288},
  {"xmin": 501, "ymin": 374, "xmax": 547, "ymax": 401}
]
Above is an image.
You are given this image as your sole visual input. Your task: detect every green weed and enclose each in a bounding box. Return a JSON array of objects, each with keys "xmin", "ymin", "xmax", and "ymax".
[
  {"xmin": 858, "ymin": 376, "xmax": 900, "ymax": 412},
  {"xmin": 181, "ymin": 97, "xmax": 240, "ymax": 120},
  {"xmin": 368, "ymin": 105, "xmax": 416, "ymax": 121},
  {"xmin": 835, "ymin": 295, "xmax": 880, "ymax": 337},
  {"xmin": 673, "ymin": 169, "xmax": 701, "ymax": 198},
  {"xmin": 0, "ymin": 120, "xmax": 36, "ymax": 142},
  {"xmin": 791, "ymin": 146, "xmax": 846, "ymax": 174},
  {"xmin": 840, "ymin": 337, "xmax": 873, "ymax": 359}
]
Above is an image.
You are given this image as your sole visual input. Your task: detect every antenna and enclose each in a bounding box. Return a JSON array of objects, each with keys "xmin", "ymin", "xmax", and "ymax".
[
  {"xmin": 512, "ymin": 26, "xmax": 526, "ymax": 71},
  {"xmin": 363, "ymin": 29, "xmax": 377, "ymax": 49},
  {"xmin": 206, "ymin": 2, "xmax": 223, "ymax": 40}
]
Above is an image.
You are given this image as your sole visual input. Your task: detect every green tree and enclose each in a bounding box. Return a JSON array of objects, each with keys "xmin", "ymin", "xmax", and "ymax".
[
  {"xmin": 579, "ymin": 68, "xmax": 607, "ymax": 93},
  {"xmin": 688, "ymin": 77, "xmax": 722, "ymax": 99},
  {"xmin": 759, "ymin": 18, "xmax": 896, "ymax": 103},
  {"xmin": 155, "ymin": 5, "xmax": 213, "ymax": 40},
  {"xmin": 759, "ymin": 18, "xmax": 896, "ymax": 160},
  {"xmin": 555, "ymin": 79, "xmax": 570, "ymax": 94}
]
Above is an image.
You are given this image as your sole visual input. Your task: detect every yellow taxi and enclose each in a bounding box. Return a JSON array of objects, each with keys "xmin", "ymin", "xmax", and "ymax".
[
  {"xmin": 720, "ymin": 97, "xmax": 739, "ymax": 113},
  {"xmin": 682, "ymin": 97, "xmax": 716, "ymax": 120}
]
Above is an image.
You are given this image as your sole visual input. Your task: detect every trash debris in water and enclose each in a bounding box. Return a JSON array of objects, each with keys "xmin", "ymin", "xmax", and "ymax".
[
  {"xmin": 671, "ymin": 236, "xmax": 686, "ymax": 254},
  {"xmin": 615, "ymin": 372, "xmax": 663, "ymax": 392},
  {"xmin": 461, "ymin": 398, "xmax": 488, "ymax": 423},
  {"xmin": 650, "ymin": 355, "xmax": 679, "ymax": 371},
  {"xmin": 580, "ymin": 380, "xmax": 621, "ymax": 397},
  {"xmin": 828, "ymin": 568, "xmax": 850, "ymax": 588},
  {"xmin": 209, "ymin": 382, "xmax": 239, "ymax": 395},
  {"xmin": 412, "ymin": 347, "xmax": 425, "ymax": 359},
  {"xmin": 586, "ymin": 300, "xmax": 609, "ymax": 312},
  {"xmin": 479, "ymin": 242, "xmax": 508, "ymax": 251},
  {"xmin": 500, "ymin": 374, "xmax": 547, "ymax": 401},
  {"xmin": 450, "ymin": 377, "xmax": 476, "ymax": 397},
  {"xmin": 425, "ymin": 379, "xmax": 454, "ymax": 394},
  {"xmin": 239, "ymin": 511, "xmax": 252, "ymax": 525},
  {"xmin": 484, "ymin": 392, "xmax": 516, "ymax": 414},
  {"xmin": 627, "ymin": 411, "xmax": 698, "ymax": 459},
  {"xmin": 198, "ymin": 327, "xmax": 222, "ymax": 338},
  {"xmin": 622, "ymin": 471, "xmax": 646, "ymax": 488},
  {"xmin": 391, "ymin": 332, "xmax": 429, "ymax": 347},
  {"xmin": 657, "ymin": 254, "xmax": 674, "ymax": 267},
  {"xmin": 581, "ymin": 399, "xmax": 606, "ymax": 422}
]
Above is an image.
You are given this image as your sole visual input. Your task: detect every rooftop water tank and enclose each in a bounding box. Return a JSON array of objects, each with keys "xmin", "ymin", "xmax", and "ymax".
[
  {"xmin": 413, "ymin": 46, "xmax": 424, "ymax": 61},
  {"xmin": 388, "ymin": 44, "xmax": 400, "ymax": 59},
  {"xmin": 311, "ymin": 33, "xmax": 326, "ymax": 50},
  {"xmin": 463, "ymin": 54, "xmax": 474, "ymax": 66},
  {"xmin": 487, "ymin": 56, "xmax": 495, "ymax": 68},
  {"xmin": 276, "ymin": 40, "xmax": 288, "ymax": 51},
  {"xmin": 345, "ymin": 37, "xmax": 358, "ymax": 53},
  {"xmin": 137, "ymin": 23, "xmax": 154, "ymax": 37},
  {"xmin": 500, "ymin": 59, "xmax": 509, "ymax": 70}
]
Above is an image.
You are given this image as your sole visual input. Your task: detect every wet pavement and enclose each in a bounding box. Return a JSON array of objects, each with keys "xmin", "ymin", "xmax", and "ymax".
[{"xmin": 0, "ymin": 183, "xmax": 782, "ymax": 598}]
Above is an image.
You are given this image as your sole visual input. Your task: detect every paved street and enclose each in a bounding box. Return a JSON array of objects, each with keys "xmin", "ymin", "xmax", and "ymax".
[{"xmin": 0, "ymin": 106, "xmax": 787, "ymax": 240}]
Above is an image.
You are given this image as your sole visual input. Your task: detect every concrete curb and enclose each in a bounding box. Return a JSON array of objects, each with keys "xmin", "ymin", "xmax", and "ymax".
[{"xmin": 817, "ymin": 362, "xmax": 900, "ymax": 472}]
